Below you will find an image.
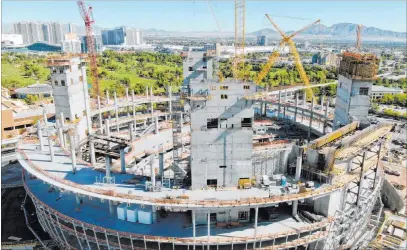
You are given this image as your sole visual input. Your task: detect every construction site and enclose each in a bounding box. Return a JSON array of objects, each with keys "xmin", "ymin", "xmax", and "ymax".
[{"xmin": 13, "ymin": 1, "xmax": 406, "ymax": 250}]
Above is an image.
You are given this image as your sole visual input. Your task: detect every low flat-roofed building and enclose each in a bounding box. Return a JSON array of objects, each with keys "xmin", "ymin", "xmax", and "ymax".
[
  {"xmin": 371, "ymin": 85, "xmax": 404, "ymax": 99},
  {"xmin": 14, "ymin": 83, "xmax": 53, "ymax": 99}
]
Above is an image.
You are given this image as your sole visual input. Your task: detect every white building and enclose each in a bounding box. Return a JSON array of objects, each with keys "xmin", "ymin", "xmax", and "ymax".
[
  {"xmin": 371, "ymin": 85, "xmax": 403, "ymax": 100},
  {"xmin": 101, "ymin": 27, "xmax": 143, "ymax": 46},
  {"xmin": 68, "ymin": 23, "xmax": 77, "ymax": 34},
  {"xmin": 1, "ymin": 34, "xmax": 24, "ymax": 47},
  {"xmin": 13, "ymin": 21, "xmax": 44, "ymax": 44},
  {"xmin": 13, "ymin": 21, "xmax": 63, "ymax": 45},
  {"xmin": 61, "ymin": 40, "xmax": 82, "ymax": 54},
  {"xmin": 61, "ymin": 33, "xmax": 82, "ymax": 54}
]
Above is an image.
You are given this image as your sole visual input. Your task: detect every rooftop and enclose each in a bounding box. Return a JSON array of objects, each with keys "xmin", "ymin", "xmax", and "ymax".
[
  {"xmin": 15, "ymin": 83, "xmax": 52, "ymax": 95},
  {"xmin": 371, "ymin": 85, "xmax": 403, "ymax": 93}
]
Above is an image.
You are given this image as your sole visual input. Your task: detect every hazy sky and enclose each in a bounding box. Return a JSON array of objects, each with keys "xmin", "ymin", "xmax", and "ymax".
[{"xmin": 2, "ymin": 1, "xmax": 406, "ymax": 33}]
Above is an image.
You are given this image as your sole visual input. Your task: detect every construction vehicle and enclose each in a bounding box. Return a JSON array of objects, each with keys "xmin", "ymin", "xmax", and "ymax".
[
  {"xmin": 256, "ymin": 15, "xmax": 320, "ymax": 100},
  {"xmin": 77, "ymin": 0, "xmax": 100, "ymax": 97}
]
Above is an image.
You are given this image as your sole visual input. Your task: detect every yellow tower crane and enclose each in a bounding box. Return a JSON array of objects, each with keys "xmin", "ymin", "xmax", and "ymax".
[
  {"xmin": 233, "ymin": 0, "xmax": 246, "ymax": 80},
  {"xmin": 256, "ymin": 14, "xmax": 320, "ymax": 100}
]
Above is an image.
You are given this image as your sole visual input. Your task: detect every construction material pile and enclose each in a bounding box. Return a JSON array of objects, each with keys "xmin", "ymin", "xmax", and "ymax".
[{"xmin": 339, "ymin": 52, "xmax": 379, "ymax": 79}]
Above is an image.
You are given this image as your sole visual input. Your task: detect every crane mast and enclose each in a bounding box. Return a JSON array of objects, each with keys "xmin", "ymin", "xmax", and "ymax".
[
  {"xmin": 356, "ymin": 24, "xmax": 363, "ymax": 50},
  {"xmin": 77, "ymin": 0, "xmax": 100, "ymax": 97},
  {"xmin": 233, "ymin": 0, "xmax": 246, "ymax": 80}
]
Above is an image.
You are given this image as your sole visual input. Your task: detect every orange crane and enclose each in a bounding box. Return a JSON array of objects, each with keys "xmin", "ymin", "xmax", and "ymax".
[
  {"xmin": 256, "ymin": 14, "xmax": 320, "ymax": 99},
  {"xmin": 77, "ymin": 0, "xmax": 99, "ymax": 97}
]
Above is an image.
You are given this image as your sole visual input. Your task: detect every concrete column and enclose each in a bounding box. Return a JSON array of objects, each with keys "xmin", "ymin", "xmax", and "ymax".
[
  {"xmin": 37, "ymin": 120, "xmax": 44, "ymax": 151},
  {"xmin": 180, "ymin": 112, "xmax": 184, "ymax": 152},
  {"xmin": 308, "ymin": 98, "xmax": 314, "ymax": 141},
  {"xmin": 56, "ymin": 120, "xmax": 63, "ymax": 146},
  {"xmin": 60, "ymin": 112, "xmax": 65, "ymax": 127},
  {"xmin": 105, "ymin": 155, "xmax": 111, "ymax": 178},
  {"xmin": 97, "ymin": 96, "xmax": 103, "ymax": 133},
  {"xmin": 150, "ymin": 87, "xmax": 154, "ymax": 117},
  {"xmin": 320, "ymin": 95, "xmax": 325, "ymax": 110},
  {"xmin": 145, "ymin": 86, "xmax": 149, "ymax": 99},
  {"xmin": 277, "ymin": 91, "xmax": 281, "ymax": 119},
  {"xmin": 105, "ymin": 119, "xmax": 111, "ymax": 137},
  {"xmin": 120, "ymin": 148, "xmax": 126, "ymax": 173},
  {"xmin": 126, "ymin": 88, "xmax": 129, "ymax": 101},
  {"xmin": 89, "ymin": 140, "xmax": 96, "ymax": 167},
  {"xmin": 283, "ymin": 106, "xmax": 286, "ymax": 119},
  {"xmin": 159, "ymin": 151, "xmax": 164, "ymax": 177},
  {"xmin": 150, "ymin": 155, "xmax": 156, "ymax": 188},
  {"xmin": 76, "ymin": 194, "xmax": 81, "ymax": 206},
  {"xmin": 254, "ymin": 206, "xmax": 259, "ymax": 246},
  {"xmin": 262, "ymin": 102, "xmax": 267, "ymax": 117},
  {"xmin": 106, "ymin": 90, "xmax": 110, "ymax": 105},
  {"xmin": 81, "ymin": 68, "xmax": 92, "ymax": 134},
  {"xmin": 155, "ymin": 116, "xmax": 159, "ymax": 135},
  {"xmin": 192, "ymin": 210, "xmax": 196, "ymax": 250},
  {"xmin": 303, "ymin": 92, "xmax": 307, "ymax": 107},
  {"xmin": 168, "ymin": 86, "xmax": 172, "ymax": 113},
  {"xmin": 295, "ymin": 156, "xmax": 302, "ymax": 181},
  {"xmin": 114, "ymin": 92, "xmax": 120, "ymax": 132},
  {"xmin": 294, "ymin": 93, "xmax": 298, "ymax": 122},
  {"xmin": 292, "ymin": 200, "xmax": 298, "ymax": 217},
  {"xmin": 132, "ymin": 90, "xmax": 136, "ymax": 118},
  {"xmin": 323, "ymin": 99, "xmax": 329, "ymax": 134},
  {"xmin": 48, "ymin": 136, "xmax": 54, "ymax": 162},
  {"xmin": 108, "ymin": 200, "xmax": 114, "ymax": 216},
  {"xmin": 284, "ymin": 89, "xmax": 288, "ymax": 102},
  {"xmin": 70, "ymin": 134, "xmax": 77, "ymax": 173},
  {"xmin": 207, "ymin": 212, "xmax": 211, "ymax": 248},
  {"xmin": 42, "ymin": 107, "xmax": 48, "ymax": 125},
  {"xmin": 129, "ymin": 123, "xmax": 134, "ymax": 141}
]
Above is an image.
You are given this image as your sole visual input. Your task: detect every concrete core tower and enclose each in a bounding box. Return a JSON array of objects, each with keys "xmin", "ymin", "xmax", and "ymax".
[
  {"xmin": 333, "ymin": 52, "xmax": 379, "ymax": 129},
  {"xmin": 48, "ymin": 55, "xmax": 91, "ymax": 140}
]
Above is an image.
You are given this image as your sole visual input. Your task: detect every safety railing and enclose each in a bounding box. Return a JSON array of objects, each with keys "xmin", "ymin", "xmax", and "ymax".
[
  {"xmin": 24, "ymin": 176, "xmax": 332, "ymax": 246},
  {"xmin": 17, "ymin": 124, "xmax": 388, "ymax": 209}
]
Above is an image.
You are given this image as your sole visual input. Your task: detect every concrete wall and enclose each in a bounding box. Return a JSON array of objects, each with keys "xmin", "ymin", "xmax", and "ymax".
[
  {"xmin": 382, "ymin": 179, "xmax": 405, "ymax": 212},
  {"xmin": 190, "ymin": 80, "xmax": 256, "ymax": 189},
  {"xmin": 313, "ymin": 188, "xmax": 342, "ymax": 217},
  {"xmin": 334, "ymin": 75, "xmax": 372, "ymax": 128},
  {"xmin": 183, "ymin": 50, "xmax": 213, "ymax": 84},
  {"xmin": 50, "ymin": 57, "xmax": 87, "ymax": 122},
  {"xmin": 194, "ymin": 208, "xmax": 250, "ymax": 225}
]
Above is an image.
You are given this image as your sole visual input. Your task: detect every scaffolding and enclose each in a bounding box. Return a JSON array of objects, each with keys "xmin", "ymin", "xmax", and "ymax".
[
  {"xmin": 171, "ymin": 112, "xmax": 185, "ymax": 188},
  {"xmin": 338, "ymin": 52, "xmax": 379, "ymax": 80}
]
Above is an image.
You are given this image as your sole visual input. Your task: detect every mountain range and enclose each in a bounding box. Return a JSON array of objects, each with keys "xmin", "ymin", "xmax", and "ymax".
[
  {"xmin": 2, "ymin": 22, "xmax": 405, "ymax": 42},
  {"xmin": 248, "ymin": 23, "xmax": 406, "ymax": 41}
]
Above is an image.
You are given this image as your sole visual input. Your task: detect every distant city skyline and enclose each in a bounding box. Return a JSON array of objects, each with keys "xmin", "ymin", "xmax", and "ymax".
[{"xmin": 2, "ymin": 1, "xmax": 406, "ymax": 33}]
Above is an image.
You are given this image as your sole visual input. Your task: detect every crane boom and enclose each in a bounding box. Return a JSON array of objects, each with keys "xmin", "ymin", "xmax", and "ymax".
[
  {"xmin": 256, "ymin": 15, "xmax": 320, "ymax": 94},
  {"xmin": 287, "ymin": 39, "xmax": 313, "ymax": 99},
  {"xmin": 77, "ymin": 0, "xmax": 99, "ymax": 97},
  {"xmin": 255, "ymin": 50, "xmax": 280, "ymax": 84},
  {"xmin": 265, "ymin": 14, "xmax": 286, "ymax": 39},
  {"xmin": 288, "ymin": 19, "xmax": 320, "ymax": 39}
]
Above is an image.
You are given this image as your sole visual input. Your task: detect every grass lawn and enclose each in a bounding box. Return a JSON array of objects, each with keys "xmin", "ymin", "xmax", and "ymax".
[{"xmin": 2, "ymin": 62, "xmax": 49, "ymax": 88}]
